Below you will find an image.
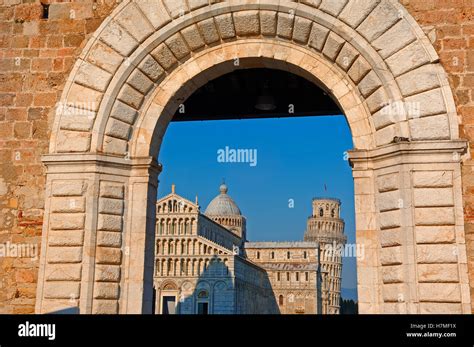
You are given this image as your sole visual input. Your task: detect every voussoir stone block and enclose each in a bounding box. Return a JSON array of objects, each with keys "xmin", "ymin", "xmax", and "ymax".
[
  {"xmin": 181, "ymin": 25, "xmax": 205, "ymax": 51},
  {"xmin": 415, "ymin": 206, "xmax": 454, "ymax": 225},
  {"xmin": 127, "ymin": 69, "xmax": 154, "ymax": 95},
  {"xmin": 372, "ymin": 20, "xmax": 416, "ymax": 59},
  {"xmin": 375, "ymin": 124, "xmax": 399, "ymax": 146},
  {"xmin": 293, "ymin": 17, "xmax": 312, "ymax": 44},
  {"xmin": 95, "ymin": 265, "xmax": 121, "ymax": 282},
  {"xmin": 97, "ymin": 231, "xmax": 122, "ymax": 248},
  {"xmin": 413, "ymin": 188, "xmax": 454, "ymax": 207},
  {"xmin": 409, "ymin": 114, "xmax": 450, "ymax": 140},
  {"xmin": 377, "ymin": 173, "xmax": 399, "ymax": 192},
  {"xmin": 335, "ymin": 43, "xmax": 359, "ymax": 72},
  {"xmin": 300, "ymin": 0, "xmax": 322, "ymax": 8},
  {"xmin": 56, "ymin": 131, "xmax": 92, "ymax": 153},
  {"xmin": 338, "ymin": 0, "xmax": 380, "ymax": 28},
  {"xmin": 100, "ymin": 21, "xmax": 138, "ymax": 57},
  {"xmin": 396, "ymin": 64, "xmax": 440, "ymax": 97},
  {"xmin": 382, "ymin": 283, "xmax": 404, "ymax": 302},
  {"xmin": 319, "ymin": 0, "xmax": 348, "ymax": 17},
  {"xmin": 347, "ymin": 56, "xmax": 371, "ymax": 84},
  {"xmin": 51, "ymin": 197, "xmax": 86, "ymax": 213},
  {"xmin": 52, "ymin": 181, "xmax": 86, "ymax": 197},
  {"xmin": 111, "ymin": 100, "xmax": 138, "ymax": 125},
  {"xmin": 371, "ymin": 107, "xmax": 403, "ymax": 130},
  {"xmin": 50, "ymin": 213, "xmax": 85, "ymax": 230},
  {"xmin": 418, "ymin": 283, "xmax": 461, "ymax": 302},
  {"xmin": 138, "ymin": 55, "xmax": 165, "ymax": 83},
  {"xmin": 96, "ymin": 247, "xmax": 122, "ymax": 265},
  {"xmin": 47, "ymin": 247, "xmax": 83, "ymax": 264},
  {"xmin": 357, "ymin": 1, "xmax": 400, "ymax": 42},
  {"xmin": 115, "ymin": 3, "xmax": 154, "ymax": 43},
  {"xmin": 381, "ymin": 228, "xmax": 402, "ymax": 248},
  {"xmin": 215, "ymin": 13, "xmax": 236, "ymax": 40},
  {"xmin": 386, "ymin": 41, "xmax": 430, "ymax": 77},
  {"xmin": 308, "ymin": 22, "xmax": 329, "ymax": 52},
  {"xmin": 233, "ymin": 11, "xmax": 260, "ymax": 37},
  {"xmin": 66, "ymin": 83, "xmax": 102, "ymax": 112},
  {"xmin": 378, "ymin": 190, "xmax": 401, "ymax": 212}
]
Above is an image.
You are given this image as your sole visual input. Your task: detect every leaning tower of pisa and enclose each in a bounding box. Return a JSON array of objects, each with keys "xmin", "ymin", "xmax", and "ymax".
[{"xmin": 304, "ymin": 198, "xmax": 347, "ymax": 314}]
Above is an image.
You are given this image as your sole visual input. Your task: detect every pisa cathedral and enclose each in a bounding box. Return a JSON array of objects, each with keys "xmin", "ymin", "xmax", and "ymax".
[{"xmin": 153, "ymin": 183, "xmax": 346, "ymax": 314}]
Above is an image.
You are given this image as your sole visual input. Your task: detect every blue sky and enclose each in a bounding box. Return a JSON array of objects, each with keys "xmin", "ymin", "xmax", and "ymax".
[{"xmin": 157, "ymin": 115, "xmax": 358, "ymax": 298}]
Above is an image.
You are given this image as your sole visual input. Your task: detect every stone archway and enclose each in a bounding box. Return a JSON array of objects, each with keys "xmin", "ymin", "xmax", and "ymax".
[{"xmin": 36, "ymin": 0, "xmax": 471, "ymax": 314}]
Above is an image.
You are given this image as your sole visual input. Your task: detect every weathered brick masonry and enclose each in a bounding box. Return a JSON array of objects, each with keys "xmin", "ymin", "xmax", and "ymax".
[{"xmin": 0, "ymin": 0, "xmax": 473, "ymax": 313}]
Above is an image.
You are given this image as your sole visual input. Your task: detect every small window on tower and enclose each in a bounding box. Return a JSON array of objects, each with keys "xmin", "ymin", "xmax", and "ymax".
[
  {"xmin": 305, "ymin": 272, "xmax": 309, "ymax": 281},
  {"xmin": 271, "ymin": 251, "xmax": 275, "ymax": 259},
  {"xmin": 331, "ymin": 209, "xmax": 335, "ymax": 218},
  {"xmin": 303, "ymin": 251, "xmax": 307, "ymax": 259},
  {"xmin": 256, "ymin": 251, "xmax": 260, "ymax": 259},
  {"xmin": 319, "ymin": 208, "xmax": 323, "ymax": 217},
  {"xmin": 287, "ymin": 251, "xmax": 290, "ymax": 259}
]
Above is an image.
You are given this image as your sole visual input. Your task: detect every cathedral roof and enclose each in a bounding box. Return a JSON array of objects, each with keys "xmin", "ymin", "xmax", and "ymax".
[{"xmin": 204, "ymin": 183, "xmax": 242, "ymax": 216}]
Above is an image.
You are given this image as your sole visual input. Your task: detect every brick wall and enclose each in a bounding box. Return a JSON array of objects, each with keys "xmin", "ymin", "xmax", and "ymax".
[
  {"xmin": 0, "ymin": 0, "xmax": 116, "ymax": 314},
  {"xmin": 401, "ymin": 0, "xmax": 474, "ymax": 310}
]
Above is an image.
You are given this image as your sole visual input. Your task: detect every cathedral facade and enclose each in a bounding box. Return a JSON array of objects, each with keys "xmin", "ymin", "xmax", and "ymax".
[{"xmin": 153, "ymin": 184, "xmax": 346, "ymax": 314}]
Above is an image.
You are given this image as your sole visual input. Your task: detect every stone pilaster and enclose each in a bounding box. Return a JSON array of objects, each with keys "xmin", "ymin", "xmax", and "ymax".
[
  {"xmin": 35, "ymin": 154, "xmax": 160, "ymax": 314},
  {"xmin": 350, "ymin": 140, "xmax": 471, "ymax": 314}
]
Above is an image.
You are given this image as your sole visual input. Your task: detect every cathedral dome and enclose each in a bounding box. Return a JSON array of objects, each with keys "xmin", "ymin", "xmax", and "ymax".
[{"xmin": 205, "ymin": 184, "xmax": 242, "ymax": 216}]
